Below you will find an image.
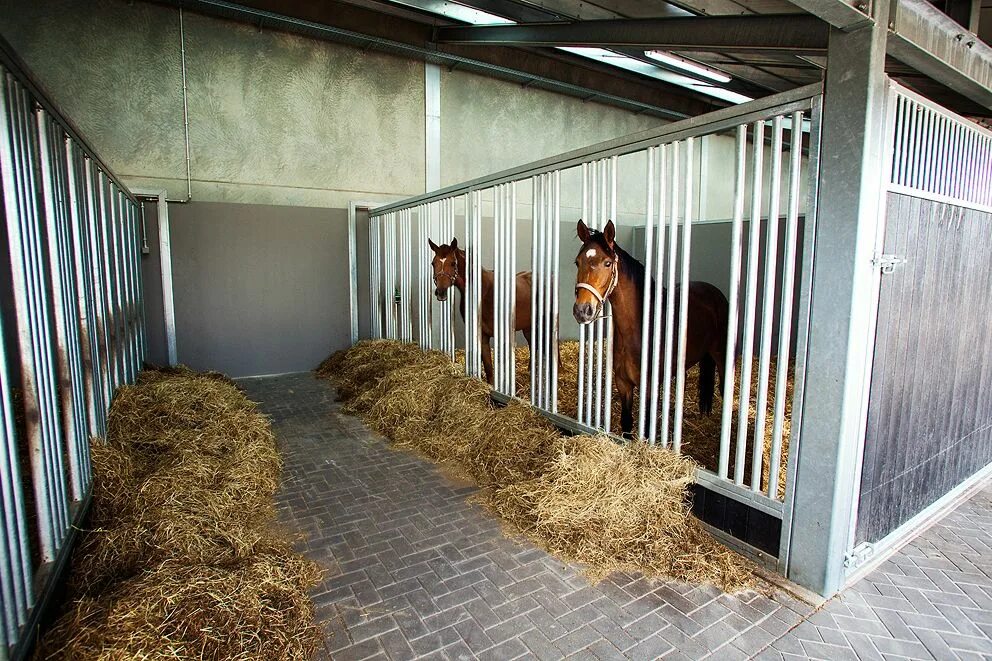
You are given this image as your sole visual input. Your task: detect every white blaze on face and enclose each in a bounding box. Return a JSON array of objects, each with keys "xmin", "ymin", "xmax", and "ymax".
[
  {"xmin": 584, "ymin": 248, "xmax": 597, "ymax": 259},
  {"xmin": 439, "ymin": 257, "xmax": 446, "ymax": 264}
]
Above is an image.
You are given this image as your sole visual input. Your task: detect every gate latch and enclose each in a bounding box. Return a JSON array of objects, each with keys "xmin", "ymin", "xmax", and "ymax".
[
  {"xmin": 872, "ymin": 253, "xmax": 906, "ymax": 274},
  {"xmin": 844, "ymin": 542, "xmax": 874, "ymax": 569}
]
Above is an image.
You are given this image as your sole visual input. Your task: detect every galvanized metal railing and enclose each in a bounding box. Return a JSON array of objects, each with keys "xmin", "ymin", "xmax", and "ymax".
[
  {"xmin": 0, "ymin": 40, "xmax": 144, "ymax": 659},
  {"xmin": 359, "ymin": 83, "xmax": 822, "ymax": 565},
  {"xmin": 887, "ymin": 81, "xmax": 992, "ymax": 212}
]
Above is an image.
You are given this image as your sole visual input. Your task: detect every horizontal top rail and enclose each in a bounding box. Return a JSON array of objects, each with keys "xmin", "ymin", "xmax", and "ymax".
[
  {"xmin": 0, "ymin": 34, "xmax": 139, "ymax": 206},
  {"xmin": 371, "ymin": 82, "xmax": 822, "ymax": 216}
]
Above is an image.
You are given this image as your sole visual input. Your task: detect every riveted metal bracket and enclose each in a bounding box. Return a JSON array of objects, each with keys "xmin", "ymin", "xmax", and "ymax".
[
  {"xmin": 844, "ymin": 542, "xmax": 875, "ymax": 569},
  {"xmin": 872, "ymin": 252, "xmax": 906, "ymax": 274}
]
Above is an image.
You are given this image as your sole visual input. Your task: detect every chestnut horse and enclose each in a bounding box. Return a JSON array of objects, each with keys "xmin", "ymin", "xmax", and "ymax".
[
  {"xmin": 572, "ymin": 219, "xmax": 730, "ymax": 438},
  {"xmin": 428, "ymin": 238, "xmax": 533, "ymax": 385}
]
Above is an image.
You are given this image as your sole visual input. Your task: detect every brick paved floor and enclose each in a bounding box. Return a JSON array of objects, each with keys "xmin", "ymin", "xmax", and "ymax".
[{"xmin": 239, "ymin": 373, "xmax": 992, "ymax": 660}]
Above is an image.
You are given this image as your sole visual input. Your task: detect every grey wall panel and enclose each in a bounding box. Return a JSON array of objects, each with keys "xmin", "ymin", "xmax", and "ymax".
[
  {"xmin": 168, "ymin": 201, "xmax": 348, "ymax": 377},
  {"xmin": 140, "ymin": 201, "xmax": 169, "ymax": 367},
  {"xmin": 856, "ymin": 193, "xmax": 992, "ymax": 545}
]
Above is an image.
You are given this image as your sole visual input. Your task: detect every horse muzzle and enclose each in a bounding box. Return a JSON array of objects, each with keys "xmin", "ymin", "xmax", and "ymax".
[
  {"xmin": 573, "ymin": 302, "xmax": 596, "ymax": 324},
  {"xmin": 434, "ymin": 288, "xmax": 448, "ymax": 302}
]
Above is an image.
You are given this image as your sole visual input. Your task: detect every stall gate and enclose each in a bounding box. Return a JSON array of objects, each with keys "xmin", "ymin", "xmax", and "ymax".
[
  {"xmin": 354, "ymin": 84, "xmax": 822, "ymax": 569},
  {"xmin": 0, "ymin": 44, "xmax": 145, "ymax": 659},
  {"xmin": 852, "ymin": 81, "xmax": 992, "ymax": 558}
]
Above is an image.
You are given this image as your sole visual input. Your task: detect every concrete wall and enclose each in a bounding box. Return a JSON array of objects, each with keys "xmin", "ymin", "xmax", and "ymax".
[{"xmin": 1, "ymin": 0, "xmax": 689, "ymax": 375}]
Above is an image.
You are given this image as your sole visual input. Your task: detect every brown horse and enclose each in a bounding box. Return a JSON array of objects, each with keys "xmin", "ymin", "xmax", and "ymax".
[
  {"xmin": 428, "ymin": 238, "xmax": 533, "ymax": 385},
  {"xmin": 572, "ymin": 219, "xmax": 730, "ymax": 438}
]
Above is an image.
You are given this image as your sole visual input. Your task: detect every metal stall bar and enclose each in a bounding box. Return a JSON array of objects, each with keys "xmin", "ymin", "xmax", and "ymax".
[
  {"xmin": 471, "ymin": 192, "xmax": 483, "ymax": 378},
  {"xmin": 735, "ymin": 120, "xmax": 765, "ymax": 486},
  {"xmin": 531, "ymin": 176, "xmax": 543, "ymax": 407},
  {"xmin": 592, "ymin": 161, "xmax": 604, "ymax": 429},
  {"xmin": 36, "ymin": 113, "xmax": 87, "ymax": 504},
  {"xmin": 494, "ymin": 185, "xmax": 504, "ymax": 393},
  {"xmin": 769, "ymin": 111, "xmax": 805, "ymax": 500},
  {"xmin": 416, "ymin": 205, "xmax": 428, "ymax": 350},
  {"xmin": 648, "ymin": 145, "xmax": 669, "ymax": 446},
  {"xmin": 464, "ymin": 194, "xmax": 474, "ymax": 376},
  {"xmin": 369, "ymin": 214, "xmax": 380, "ymax": 339},
  {"xmin": 400, "ymin": 209, "xmax": 412, "ymax": 343},
  {"xmin": 551, "ymin": 170, "xmax": 561, "ymax": 414},
  {"xmin": 0, "ymin": 74, "xmax": 69, "ymax": 562},
  {"xmin": 637, "ymin": 146, "xmax": 657, "ymax": 441},
  {"xmin": 83, "ymin": 161, "xmax": 110, "ymax": 412},
  {"xmin": 751, "ymin": 116, "xmax": 785, "ymax": 492},
  {"xmin": 602, "ymin": 159, "xmax": 615, "ymax": 429},
  {"xmin": 660, "ymin": 142, "xmax": 680, "ymax": 447},
  {"xmin": 577, "ymin": 164, "xmax": 587, "ymax": 424},
  {"xmin": 718, "ymin": 125, "xmax": 748, "ymax": 478},
  {"xmin": 508, "ymin": 183, "xmax": 518, "ymax": 397},
  {"xmin": 672, "ymin": 137, "xmax": 695, "ymax": 453},
  {"xmin": 65, "ymin": 142, "xmax": 103, "ymax": 440},
  {"xmin": 0, "ymin": 305, "xmax": 32, "ymax": 649}
]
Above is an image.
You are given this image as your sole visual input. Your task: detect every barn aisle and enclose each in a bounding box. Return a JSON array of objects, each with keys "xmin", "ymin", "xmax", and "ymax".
[{"xmin": 239, "ymin": 373, "xmax": 992, "ymax": 660}]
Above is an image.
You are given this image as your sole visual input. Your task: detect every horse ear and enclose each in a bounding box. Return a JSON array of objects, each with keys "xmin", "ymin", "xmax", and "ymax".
[
  {"xmin": 576, "ymin": 219, "xmax": 591, "ymax": 242},
  {"xmin": 428, "ymin": 239, "xmax": 439, "ymax": 252},
  {"xmin": 603, "ymin": 220, "xmax": 616, "ymax": 249},
  {"xmin": 450, "ymin": 237, "xmax": 459, "ymax": 250}
]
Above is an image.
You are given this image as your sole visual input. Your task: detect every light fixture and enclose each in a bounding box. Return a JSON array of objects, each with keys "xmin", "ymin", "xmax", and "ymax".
[
  {"xmin": 387, "ymin": 0, "xmax": 515, "ymax": 25},
  {"xmin": 644, "ymin": 50, "xmax": 732, "ymax": 83},
  {"xmin": 559, "ymin": 48, "xmax": 751, "ymax": 104}
]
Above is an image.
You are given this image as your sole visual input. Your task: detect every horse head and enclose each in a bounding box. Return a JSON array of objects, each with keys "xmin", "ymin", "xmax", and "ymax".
[
  {"xmin": 427, "ymin": 238, "xmax": 461, "ymax": 302},
  {"xmin": 573, "ymin": 219, "xmax": 619, "ymax": 324}
]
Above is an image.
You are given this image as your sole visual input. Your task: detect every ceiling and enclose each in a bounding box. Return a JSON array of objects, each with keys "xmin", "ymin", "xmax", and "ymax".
[{"xmin": 170, "ymin": 0, "xmax": 991, "ymax": 119}]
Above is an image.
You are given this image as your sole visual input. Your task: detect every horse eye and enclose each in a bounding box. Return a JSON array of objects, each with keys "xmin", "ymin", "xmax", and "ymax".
[{"xmin": 604, "ymin": 260, "xmax": 612, "ymax": 267}]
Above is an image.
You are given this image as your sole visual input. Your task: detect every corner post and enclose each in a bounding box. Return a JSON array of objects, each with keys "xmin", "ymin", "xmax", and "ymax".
[{"xmin": 787, "ymin": 3, "xmax": 891, "ymax": 596}]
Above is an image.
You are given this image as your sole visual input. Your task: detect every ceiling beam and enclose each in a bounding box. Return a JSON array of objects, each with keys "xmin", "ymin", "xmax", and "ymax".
[{"xmin": 433, "ymin": 14, "xmax": 829, "ymax": 54}]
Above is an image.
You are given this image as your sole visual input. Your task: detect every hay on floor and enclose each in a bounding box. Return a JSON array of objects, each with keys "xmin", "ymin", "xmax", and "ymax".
[
  {"xmin": 38, "ymin": 367, "xmax": 322, "ymax": 661},
  {"xmin": 318, "ymin": 340, "xmax": 755, "ymax": 592}
]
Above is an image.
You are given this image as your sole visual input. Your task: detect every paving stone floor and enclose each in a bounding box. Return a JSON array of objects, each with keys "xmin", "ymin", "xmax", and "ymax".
[{"xmin": 239, "ymin": 372, "xmax": 992, "ymax": 661}]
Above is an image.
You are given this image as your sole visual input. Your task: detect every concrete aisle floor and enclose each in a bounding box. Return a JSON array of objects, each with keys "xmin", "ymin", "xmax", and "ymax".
[{"xmin": 239, "ymin": 373, "xmax": 992, "ymax": 661}]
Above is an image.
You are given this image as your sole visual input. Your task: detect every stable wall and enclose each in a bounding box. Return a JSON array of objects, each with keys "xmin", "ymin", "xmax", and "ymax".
[{"xmin": 1, "ymin": 0, "xmax": 681, "ymax": 376}]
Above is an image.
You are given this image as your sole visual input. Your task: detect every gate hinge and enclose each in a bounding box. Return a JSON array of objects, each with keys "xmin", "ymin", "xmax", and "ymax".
[
  {"xmin": 872, "ymin": 253, "xmax": 906, "ymax": 274},
  {"xmin": 844, "ymin": 542, "xmax": 874, "ymax": 569}
]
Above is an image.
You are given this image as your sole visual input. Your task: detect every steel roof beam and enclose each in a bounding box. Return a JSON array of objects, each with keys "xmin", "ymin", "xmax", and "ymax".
[{"xmin": 433, "ymin": 14, "xmax": 829, "ymax": 54}]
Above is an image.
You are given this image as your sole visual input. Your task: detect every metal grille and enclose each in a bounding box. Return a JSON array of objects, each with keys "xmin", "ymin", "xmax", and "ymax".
[
  {"xmin": 358, "ymin": 84, "xmax": 821, "ymax": 565},
  {"xmin": 888, "ymin": 82, "xmax": 992, "ymax": 212},
  {"xmin": 0, "ymin": 54, "xmax": 144, "ymax": 657}
]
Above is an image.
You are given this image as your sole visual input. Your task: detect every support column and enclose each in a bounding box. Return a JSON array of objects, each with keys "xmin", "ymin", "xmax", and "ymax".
[
  {"xmin": 425, "ymin": 63, "xmax": 441, "ymax": 193},
  {"xmin": 787, "ymin": 3, "xmax": 890, "ymax": 597}
]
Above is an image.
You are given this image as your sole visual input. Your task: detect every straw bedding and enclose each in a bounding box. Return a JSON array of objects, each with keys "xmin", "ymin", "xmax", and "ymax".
[
  {"xmin": 37, "ymin": 366, "xmax": 322, "ymax": 661},
  {"xmin": 508, "ymin": 342, "xmax": 793, "ymax": 500},
  {"xmin": 318, "ymin": 340, "xmax": 755, "ymax": 592}
]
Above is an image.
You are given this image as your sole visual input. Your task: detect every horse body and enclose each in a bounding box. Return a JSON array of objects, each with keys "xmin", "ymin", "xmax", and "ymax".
[
  {"xmin": 573, "ymin": 220, "xmax": 730, "ymax": 438},
  {"xmin": 428, "ymin": 239, "xmax": 533, "ymax": 384}
]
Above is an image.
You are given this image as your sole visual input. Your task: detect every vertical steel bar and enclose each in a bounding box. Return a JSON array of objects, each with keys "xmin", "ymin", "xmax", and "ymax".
[
  {"xmin": 735, "ymin": 119, "xmax": 765, "ymax": 486},
  {"xmin": 648, "ymin": 145, "xmax": 668, "ymax": 445},
  {"xmin": 603, "ymin": 157, "xmax": 616, "ymax": 430},
  {"xmin": 551, "ymin": 169, "xmax": 561, "ymax": 413},
  {"xmin": 660, "ymin": 142, "xmax": 680, "ymax": 447},
  {"xmin": 751, "ymin": 116, "xmax": 785, "ymax": 491},
  {"xmin": 718, "ymin": 125, "xmax": 748, "ymax": 479},
  {"xmin": 673, "ymin": 137, "xmax": 695, "ymax": 453},
  {"xmin": 36, "ymin": 113, "xmax": 85, "ymax": 502},
  {"xmin": 592, "ymin": 160, "xmax": 604, "ymax": 428},
  {"xmin": 509, "ymin": 182, "xmax": 517, "ymax": 397},
  {"xmin": 543, "ymin": 173, "xmax": 553, "ymax": 409},
  {"xmin": 637, "ymin": 146, "xmax": 657, "ymax": 441},
  {"xmin": 577, "ymin": 163, "xmax": 587, "ymax": 423},
  {"xmin": 769, "ymin": 110, "xmax": 805, "ymax": 500}
]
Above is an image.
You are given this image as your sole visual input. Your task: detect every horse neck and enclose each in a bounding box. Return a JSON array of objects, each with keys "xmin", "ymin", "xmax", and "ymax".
[{"xmin": 607, "ymin": 250, "xmax": 647, "ymax": 339}]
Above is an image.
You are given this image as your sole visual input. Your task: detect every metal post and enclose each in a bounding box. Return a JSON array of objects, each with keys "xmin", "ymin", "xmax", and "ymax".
[
  {"xmin": 752, "ymin": 116, "xmax": 785, "ymax": 491},
  {"xmin": 638, "ymin": 146, "xmax": 657, "ymax": 441},
  {"xmin": 788, "ymin": 4, "xmax": 890, "ymax": 596},
  {"xmin": 648, "ymin": 145, "xmax": 668, "ymax": 446},
  {"xmin": 673, "ymin": 137, "xmax": 695, "ymax": 453},
  {"xmin": 735, "ymin": 120, "xmax": 765, "ymax": 484},
  {"xmin": 718, "ymin": 125, "xmax": 748, "ymax": 478},
  {"xmin": 660, "ymin": 142, "xmax": 680, "ymax": 447}
]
